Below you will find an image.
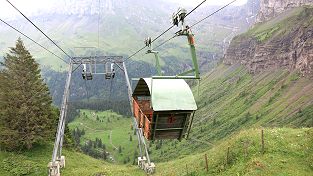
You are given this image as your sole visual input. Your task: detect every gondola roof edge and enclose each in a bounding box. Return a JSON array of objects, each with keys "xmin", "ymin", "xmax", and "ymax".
[{"xmin": 132, "ymin": 78, "xmax": 197, "ymax": 111}]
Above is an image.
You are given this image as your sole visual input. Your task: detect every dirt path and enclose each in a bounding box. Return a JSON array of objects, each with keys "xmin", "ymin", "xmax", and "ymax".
[{"xmin": 109, "ymin": 130, "xmax": 118, "ymax": 150}]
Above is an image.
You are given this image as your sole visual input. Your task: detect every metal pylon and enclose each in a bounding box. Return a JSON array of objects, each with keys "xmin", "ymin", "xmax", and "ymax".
[
  {"xmin": 122, "ymin": 62, "xmax": 155, "ymax": 174},
  {"xmin": 48, "ymin": 61, "xmax": 73, "ymax": 176},
  {"xmin": 48, "ymin": 58, "xmax": 154, "ymax": 176}
]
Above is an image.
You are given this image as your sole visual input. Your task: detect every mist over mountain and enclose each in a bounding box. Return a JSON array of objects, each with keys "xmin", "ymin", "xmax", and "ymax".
[
  {"xmin": 0, "ymin": 0, "xmax": 259, "ymax": 68},
  {"xmin": 0, "ymin": 0, "xmax": 260, "ymax": 106}
]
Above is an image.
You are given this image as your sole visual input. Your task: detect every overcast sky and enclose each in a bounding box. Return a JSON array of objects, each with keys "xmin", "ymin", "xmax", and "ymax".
[
  {"xmin": 0, "ymin": 0, "xmax": 248, "ymax": 19},
  {"xmin": 167, "ymin": 0, "xmax": 248, "ymax": 6}
]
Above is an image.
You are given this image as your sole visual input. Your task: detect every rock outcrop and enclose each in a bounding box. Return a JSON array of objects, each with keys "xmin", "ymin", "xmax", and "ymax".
[
  {"xmin": 256, "ymin": 0, "xmax": 313, "ymax": 23},
  {"xmin": 224, "ymin": 7, "xmax": 313, "ymax": 76}
]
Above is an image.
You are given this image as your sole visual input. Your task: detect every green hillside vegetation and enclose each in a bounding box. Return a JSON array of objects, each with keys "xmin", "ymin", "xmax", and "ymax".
[
  {"xmin": 149, "ymin": 64, "xmax": 313, "ymax": 162},
  {"xmin": 156, "ymin": 128, "xmax": 313, "ymax": 176},
  {"xmin": 0, "ymin": 3, "xmax": 312, "ymax": 176},
  {"xmin": 237, "ymin": 6, "xmax": 313, "ymax": 42},
  {"xmin": 0, "ymin": 55, "xmax": 312, "ymax": 176},
  {"xmin": 152, "ymin": 63, "xmax": 313, "ymax": 176},
  {"xmin": 0, "ymin": 128, "xmax": 311, "ymax": 176},
  {"xmin": 68, "ymin": 110, "xmax": 138, "ymax": 164},
  {"xmin": 47, "ymin": 62, "xmax": 310, "ymax": 175},
  {"xmin": 0, "ymin": 144, "xmax": 144, "ymax": 176}
]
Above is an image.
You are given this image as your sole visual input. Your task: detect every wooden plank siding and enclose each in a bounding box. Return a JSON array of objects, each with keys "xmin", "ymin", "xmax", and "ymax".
[
  {"xmin": 154, "ymin": 130, "xmax": 182, "ymax": 140},
  {"xmin": 153, "ymin": 112, "xmax": 192, "ymax": 140},
  {"xmin": 133, "ymin": 98, "xmax": 194, "ymax": 140}
]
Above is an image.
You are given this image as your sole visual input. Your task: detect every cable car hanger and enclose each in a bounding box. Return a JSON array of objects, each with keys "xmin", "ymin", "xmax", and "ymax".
[
  {"xmin": 105, "ymin": 62, "xmax": 115, "ymax": 79},
  {"xmin": 82, "ymin": 63, "xmax": 93, "ymax": 80},
  {"xmin": 144, "ymin": 37, "xmax": 163, "ymax": 76},
  {"xmin": 145, "ymin": 8, "xmax": 200, "ymax": 80}
]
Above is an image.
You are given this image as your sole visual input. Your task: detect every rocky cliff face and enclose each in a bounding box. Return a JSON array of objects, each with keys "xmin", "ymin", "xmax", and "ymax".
[
  {"xmin": 256, "ymin": 0, "xmax": 313, "ymax": 23},
  {"xmin": 224, "ymin": 7, "xmax": 313, "ymax": 77}
]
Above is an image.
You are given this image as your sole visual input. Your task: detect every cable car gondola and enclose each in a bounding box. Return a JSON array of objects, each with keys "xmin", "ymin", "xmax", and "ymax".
[{"xmin": 132, "ymin": 78, "xmax": 197, "ymax": 140}]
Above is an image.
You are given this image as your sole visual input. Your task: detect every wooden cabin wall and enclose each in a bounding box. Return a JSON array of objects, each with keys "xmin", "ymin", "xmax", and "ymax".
[
  {"xmin": 139, "ymin": 100, "xmax": 153, "ymax": 121},
  {"xmin": 134, "ymin": 96, "xmax": 153, "ymax": 121},
  {"xmin": 151, "ymin": 111, "xmax": 193, "ymax": 140},
  {"xmin": 133, "ymin": 99, "xmax": 141, "ymax": 128},
  {"xmin": 133, "ymin": 97, "xmax": 153, "ymax": 139},
  {"xmin": 133, "ymin": 96, "xmax": 195, "ymax": 141},
  {"xmin": 155, "ymin": 113, "xmax": 188, "ymax": 129},
  {"xmin": 155, "ymin": 130, "xmax": 182, "ymax": 140}
]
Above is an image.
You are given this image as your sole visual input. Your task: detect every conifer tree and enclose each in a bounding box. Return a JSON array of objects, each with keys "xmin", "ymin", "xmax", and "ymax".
[{"xmin": 0, "ymin": 38, "xmax": 57, "ymax": 151}]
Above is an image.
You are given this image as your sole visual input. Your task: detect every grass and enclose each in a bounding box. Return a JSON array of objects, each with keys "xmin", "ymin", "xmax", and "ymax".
[
  {"xmin": 254, "ymin": 26, "xmax": 280, "ymax": 42},
  {"xmin": 1, "ymin": 127, "xmax": 311, "ymax": 176},
  {"xmin": 156, "ymin": 128, "xmax": 313, "ymax": 176},
  {"xmin": 148, "ymin": 64, "xmax": 313, "ymax": 162},
  {"xmin": 0, "ymin": 144, "xmax": 144, "ymax": 176},
  {"xmin": 2, "ymin": 6, "xmax": 313, "ymax": 172},
  {"xmin": 68, "ymin": 110, "xmax": 138, "ymax": 164},
  {"xmin": 1, "ymin": 64, "xmax": 312, "ymax": 175},
  {"xmin": 234, "ymin": 6, "xmax": 313, "ymax": 43}
]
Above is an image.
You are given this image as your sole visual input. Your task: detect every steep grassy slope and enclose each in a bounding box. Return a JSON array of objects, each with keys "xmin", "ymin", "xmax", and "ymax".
[
  {"xmin": 0, "ymin": 144, "xmax": 144, "ymax": 176},
  {"xmin": 244, "ymin": 6, "xmax": 313, "ymax": 42},
  {"xmin": 156, "ymin": 128, "xmax": 313, "ymax": 176},
  {"xmin": 149, "ymin": 64, "xmax": 313, "ymax": 162}
]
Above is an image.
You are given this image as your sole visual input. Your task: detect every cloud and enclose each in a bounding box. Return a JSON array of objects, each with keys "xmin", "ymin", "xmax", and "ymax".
[
  {"xmin": 0, "ymin": 0, "xmax": 54, "ymax": 19},
  {"xmin": 166, "ymin": 0, "xmax": 248, "ymax": 6},
  {"xmin": 0, "ymin": 0, "xmax": 248, "ymax": 19}
]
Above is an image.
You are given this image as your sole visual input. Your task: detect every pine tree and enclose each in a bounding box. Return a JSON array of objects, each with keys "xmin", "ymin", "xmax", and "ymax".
[
  {"xmin": 81, "ymin": 128, "xmax": 85, "ymax": 135},
  {"xmin": 118, "ymin": 146, "xmax": 122, "ymax": 153},
  {"xmin": 98, "ymin": 139, "xmax": 103, "ymax": 148},
  {"xmin": 63, "ymin": 124, "xmax": 74, "ymax": 148},
  {"xmin": 0, "ymin": 38, "xmax": 57, "ymax": 151}
]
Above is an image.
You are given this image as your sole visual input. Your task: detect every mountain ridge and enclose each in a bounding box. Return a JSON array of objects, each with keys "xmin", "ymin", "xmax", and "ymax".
[{"xmin": 224, "ymin": 6, "xmax": 313, "ymax": 77}]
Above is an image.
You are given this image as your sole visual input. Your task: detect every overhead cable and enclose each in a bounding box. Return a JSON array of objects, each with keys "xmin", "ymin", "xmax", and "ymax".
[
  {"xmin": 151, "ymin": 0, "xmax": 238, "ymax": 50},
  {"xmin": 190, "ymin": 0, "xmax": 238, "ymax": 28},
  {"xmin": 6, "ymin": 0, "xmax": 73, "ymax": 61},
  {"xmin": 124, "ymin": 0, "xmax": 208, "ymax": 62},
  {"xmin": 0, "ymin": 18, "xmax": 68, "ymax": 64}
]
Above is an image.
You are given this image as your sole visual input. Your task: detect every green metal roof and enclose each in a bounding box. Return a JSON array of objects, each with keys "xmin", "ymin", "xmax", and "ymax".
[{"xmin": 133, "ymin": 78, "xmax": 197, "ymax": 111}]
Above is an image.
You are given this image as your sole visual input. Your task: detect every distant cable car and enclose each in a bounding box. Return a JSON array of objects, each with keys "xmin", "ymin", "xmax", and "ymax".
[
  {"xmin": 105, "ymin": 63, "xmax": 115, "ymax": 79},
  {"xmin": 132, "ymin": 78, "xmax": 197, "ymax": 141},
  {"xmin": 82, "ymin": 64, "xmax": 93, "ymax": 80}
]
